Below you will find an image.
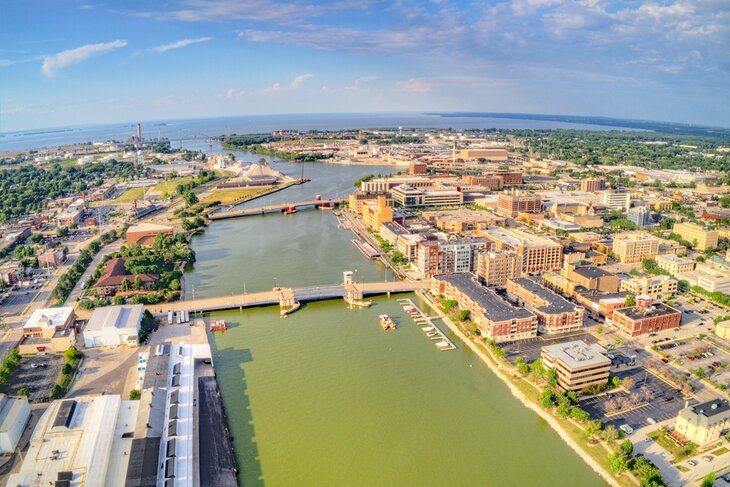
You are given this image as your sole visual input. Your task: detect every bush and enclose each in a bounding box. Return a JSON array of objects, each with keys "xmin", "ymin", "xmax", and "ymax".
[
  {"xmin": 62, "ymin": 363, "xmax": 73, "ymax": 375},
  {"xmin": 50, "ymin": 384, "xmax": 64, "ymax": 399},
  {"xmin": 16, "ymin": 388, "xmax": 29, "ymax": 397},
  {"xmin": 129, "ymin": 389, "xmax": 141, "ymax": 400}
]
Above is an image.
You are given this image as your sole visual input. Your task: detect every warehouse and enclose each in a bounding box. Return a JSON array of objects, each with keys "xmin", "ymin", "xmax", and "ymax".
[{"xmin": 83, "ymin": 304, "xmax": 143, "ymax": 348}]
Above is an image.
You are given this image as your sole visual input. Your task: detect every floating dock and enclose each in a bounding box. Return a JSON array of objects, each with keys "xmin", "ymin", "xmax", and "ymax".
[
  {"xmin": 397, "ymin": 298, "xmax": 456, "ymax": 351},
  {"xmin": 351, "ymin": 239, "xmax": 381, "ymax": 259}
]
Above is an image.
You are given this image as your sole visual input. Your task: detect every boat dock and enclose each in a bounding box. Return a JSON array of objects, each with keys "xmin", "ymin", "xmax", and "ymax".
[
  {"xmin": 351, "ymin": 239, "xmax": 381, "ymax": 259},
  {"xmin": 397, "ymin": 298, "xmax": 456, "ymax": 351}
]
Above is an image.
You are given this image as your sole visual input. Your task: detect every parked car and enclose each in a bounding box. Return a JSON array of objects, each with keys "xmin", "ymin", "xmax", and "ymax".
[
  {"xmin": 687, "ymin": 460, "xmax": 698, "ymax": 467},
  {"xmin": 702, "ymin": 456, "xmax": 713, "ymax": 462},
  {"xmin": 661, "ymin": 451, "xmax": 670, "ymax": 457},
  {"xmin": 646, "ymin": 418, "xmax": 656, "ymax": 425},
  {"xmin": 619, "ymin": 424, "xmax": 634, "ymax": 435}
]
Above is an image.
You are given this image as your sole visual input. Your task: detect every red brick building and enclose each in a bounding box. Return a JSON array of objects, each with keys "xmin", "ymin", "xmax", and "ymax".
[{"xmin": 610, "ymin": 296, "xmax": 681, "ymax": 337}]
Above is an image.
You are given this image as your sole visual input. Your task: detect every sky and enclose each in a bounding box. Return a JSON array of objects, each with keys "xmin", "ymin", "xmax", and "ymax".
[{"xmin": 1, "ymin": 0, "xmax": 729, "ymax": 132}]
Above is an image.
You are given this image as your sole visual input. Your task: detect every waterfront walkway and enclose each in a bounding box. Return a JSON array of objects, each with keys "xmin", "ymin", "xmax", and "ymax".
[
  {"xmin": 146, "ymin": 280, "xmax": 429, "ymax": 314},
  {"xmin": 209, "ymin": 199, "xmax": 343, "ymax": 220}
]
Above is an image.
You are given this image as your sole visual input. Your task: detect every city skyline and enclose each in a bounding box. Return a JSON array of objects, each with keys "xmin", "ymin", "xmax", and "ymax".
[{"xmin": 1, "ymin": 0, "xmax": 729, "ymax": 132}]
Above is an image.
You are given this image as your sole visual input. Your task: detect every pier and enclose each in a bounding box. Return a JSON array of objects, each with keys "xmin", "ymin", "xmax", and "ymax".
[
  {"xmin": 210, "ymin": 199, "xmax": 343, "ymax": 220},
  {"xmin": 397, "ymin": 298, "xmax": 456, "ymax": 351},
  {"xmin": 146, "ymin": 279, "xmax": 429, "ymax": 315}
]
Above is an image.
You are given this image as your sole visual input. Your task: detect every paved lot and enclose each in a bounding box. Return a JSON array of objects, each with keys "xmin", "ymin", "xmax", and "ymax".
[
  {"xmin": 198, "ymin": 374, "xmax": 237, "ymax": 487},
  {"xmin": 580, "ymin": 366, "xmax": 687, "ymax": 431},
  {"xmin": 68, "ymin": 346, "xmax": 140, "ymax": 398},
  {"xmin": 1, "ymin": 354, "xmax": 64, "ymax": 402},
  {"xmin": 657, "ymin": 337, "xmax": 730, "ymax": 389},
  {"xmin": 499, "ymin": 331, "xmax": 598, "ymax": 364}
]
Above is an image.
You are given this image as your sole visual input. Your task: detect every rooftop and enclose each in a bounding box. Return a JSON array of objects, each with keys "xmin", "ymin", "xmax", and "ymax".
[
  {"xmin": 543, "ymin": 340, "xmax": 610, "ymax": 369},
  {"xmin": 510, "ymin": 276, "xmax": 579, "ymax": 315},
  {"xmin": 436, "ymin": 273, "xmax": 535, "ymax": 323},
  {"xmin": 127, "ymin": 222, "xmax": 173, "ymax": 233},
  {"xmin": 689, "ymin": 399, "xmax": 730, "ymax": 418},
  {"xmin": 85, "ymin": 304, "xmax": 144, "ymax": 333},
  {"xmin": 571, "ymin": 266, "xmax": 615, "ymax": 280},
  {"xmin": 613, "ymin": 302, "xmax": 681, "ymax": 321},
  {"xmin": 23, "ymin": 307, "xmax": 74, "ymax": 330}
]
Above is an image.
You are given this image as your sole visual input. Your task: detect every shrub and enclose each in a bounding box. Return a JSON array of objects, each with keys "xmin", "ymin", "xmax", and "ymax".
[{"xmin": 129, "ymin": 389, "xmax": 141, "ymax": 400}]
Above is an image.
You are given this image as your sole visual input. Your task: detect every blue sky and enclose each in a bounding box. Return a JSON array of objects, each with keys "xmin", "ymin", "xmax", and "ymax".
[{"xmin": 1, "ymin": 0, "xmax": 729, "ymax": 132}]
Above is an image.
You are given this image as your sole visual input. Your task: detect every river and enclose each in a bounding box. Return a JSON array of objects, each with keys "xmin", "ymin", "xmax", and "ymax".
[{"xmin": 182, "ymin": 152, "xmax": 605, "ymax": 486}]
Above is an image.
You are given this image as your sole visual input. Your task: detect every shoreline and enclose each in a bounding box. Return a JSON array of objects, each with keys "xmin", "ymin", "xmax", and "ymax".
[{"xmin": 417, "ymin": 290, "xmax": 621, "ymax": 487}]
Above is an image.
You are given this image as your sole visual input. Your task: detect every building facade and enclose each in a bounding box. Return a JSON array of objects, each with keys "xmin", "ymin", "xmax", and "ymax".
[
  {"xmin": 672, "ymin": 221, "xmax": 719, "ymax": 251},
  {"xmin": 620, "ymin": 275, "xmax": 678, "ymax": 300},
  {"xmin": 580, "ymin": 178, "xmax": 606, "ymax": 193},
  {"xmin": 627, "ymin": 207, "xmax": 652, "ymax": 229},
  {"xmin": 674, "ymin": 399, "xmax": 730, "ymax": 449},
  {"xmin": 541, "ymin": 341, "xmax": 610, "ymax": 392},
  {"xmin": 415, "ymin": 238, "xmax": 489, "ymax": 277},
  {"xmin": 656, "ymin": 254, "xmax": 695, "ymax": 275},
  {"xmin": 475, "ymin": 250, "xmax": 521, "ymax": 287},
  {"xmin": 479, "ymin": 227, "xmax": 563, "ymax": 274},
  {"xmin": 507, "ymin": 277, "xmax": 584, "ymax": 334},
  {"xmin": 610, "ymin": 297, "xmax": 681, "ymax": 337},
  {"xmin": 612, "ymin": 234, "xmax": 660, "ymax": 263},
  {"xmin": 497, "ymin": 192, "xmax": 542, "ymax": 217}
]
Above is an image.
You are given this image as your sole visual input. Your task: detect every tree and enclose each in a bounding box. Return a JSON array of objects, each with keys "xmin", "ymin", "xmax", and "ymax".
[
  {"xmin": 608, "ymin": 452, "xmax": 629, "ymax": 473},
  {"xmin": 547, "ymin": 369, "xmax": 558, "ymax": 387},
  {"xmin": 134, "ymin": 275, "xmax": 143, "ymax": 291},
  {"xmin": 625, "ymin": 294, "xmax": 636, "ymax": 307},
  {"xmin": 571, "ymin": 407, "xmax": 590, "ymax": 422},
  {"xmin": 16, "ymin": 387, "xmax": 29, "ymax": 396},
  {"xmin": 540, "ymin": 388, "xmax": 557, "ymax": 409},
  {"xmin": 183, "ymin": 191, "xmax": 198, "ymax": 207},
  {"xmin": 596, "ymin": 325, "xmax": 603, "ymax": 334},
  {"xmin": 556, "ymin": 403, "xmax": 572, "ymax": 418},
  {"xmin": 113, "ymin": 295, "xmax": 125, "ymax": 305},
  {"xmin": 457, "ymin": 310, "xmax": 470, "ymax": 321},
  {"xmin": 602, "ymin": 425, "xmax": 618, "ymax": 442},
  {"xmin": 701, "ymin": 474, "xmax": 715, "ymax": 487},
  {"xmin": 121, "ymin": 277, "xmax": 131, "ymax": 291},
  {"xmin": 619, "ymin": 439, "xmax": 633, "ymax": 457},
  {"xmin": 129, "ymin": 389, "xmax": 141, "ymax": 400},
  {"xmin": 622, "ymin": 377, "xmax": 635, "ymax": 391}
]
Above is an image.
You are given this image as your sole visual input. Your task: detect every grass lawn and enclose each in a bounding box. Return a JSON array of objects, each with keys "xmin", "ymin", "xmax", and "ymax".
[
  {"xmin": 152, "ymin": 177, "xmax": 195, "ymax": 194},
  {"xmin": 113, "ymin": 187, "xmax": 147, "ymax": 203},
  {"xmin": 711, "ymin": 447, "xmax": 729, "ymax": 456},
  {"xmin": 676, "ymin": 465, "xmax": 689, "ymax": 473},
  {"xmin": 647, "ymin": 429, "xmax": 697, "ymax": 462},
  {"xmin": 202, "ymin": 187, "xmax": 273, "ymax": 205}
]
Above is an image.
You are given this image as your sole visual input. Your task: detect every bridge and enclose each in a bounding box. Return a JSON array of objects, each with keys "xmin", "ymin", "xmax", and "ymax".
[
  {"xmin": 145, "ymin": 279, "xmax": 430, "ymax": 316},
  {"xmin": 210, "ymin": 199, "xmax": 343, "ymax": 221}
]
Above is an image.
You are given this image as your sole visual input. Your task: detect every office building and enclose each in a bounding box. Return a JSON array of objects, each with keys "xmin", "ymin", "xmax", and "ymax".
[
  {"xmin": 563, "ymin": 264, "xmax": 619, "ymax": 293},
  {"xmin": 459, "ymin": 148, "xmax": 509, "ymax": 161},
  {"xmin": 497, "ymin": 191, "xmax": 542, "ymax": 217},
  {"xmin": 541, "ymin": 341, "xmax": 610, "ymax": 392},
  {"xmin": 432, "ymin": 274, "xmax": 537, "ymax": 342},
  {"xmin": 396, "ymin": 233, "xmax": 424, "ymax": 262},
  {"xmin": 476, "ymin": 250, "xmax": 521, "ymax": 287},
  {"xmin": 20, "ymin": 307, "xmax": 77, "ymax": 354},
  {"xmin": 610, "ymin": 296, "xmax": 681, "ymax": 337},
  {"xmin": 507, "ymin": 277, "xmax": 584, "ymax": 334},
  {"xmin": 580, "ymin": 178, "xmax": 606, "ymax": 192},
  {"xmin": 390, "ymin": 184, "xmax": 464, "ymax": 208},
  {"xmin": 83, "ymin": 304, "xmax": 143, "ymax": 348},
  {"xmin": 479, "ymin": 226, "xmax": 563, "ymax": 274},
  {"xmin": 656, "ymin": 254, "xmax": 695, "ymax": 275},
  {"xmin": 348, "ymin": 190, "xmax": 391, "ymax": 213},
  {"xmin": 620, "ymin": 275, "xmax": 678, "ymax": 300},
  {"xmin": 361, "ymin": 195, "xmax": 393, "ymax": 231},
  {"xmin": 612, "ymin": 234, "xmax": 660, "ymax": 263},
  {"xmin": 599, "ymin": 190, "xmax": 631, "ymax": 211},
  {"xmin": 415, "ymin": 238, "xmax": 489, "ymax": 276},
  {"xmin": 674, "ymin": 399, "xmax": 730, "ymax": 449},
  {"xmin": 672, "ymin": 221, "xmax": 719, "ymax": 251},
  {"xmin": 422, "ymin": 209, "xmax": 506, "ymax": 233},
  {"xmin": 627, "ymin": 206, "xmax": 652, "ymax": 229}
]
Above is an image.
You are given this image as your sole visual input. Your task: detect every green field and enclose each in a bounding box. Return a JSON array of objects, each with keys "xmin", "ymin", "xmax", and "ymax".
[
  {"xmin": 202, "ymin": 187, "xmax": 273, "ymax": 205},
  {"xmin": 113, "ymin": 187, "xmax": 147, "ymax": 203},
  {"xmin": 152, "ymin": 177, "xmax": 196, "ymax": 194}
]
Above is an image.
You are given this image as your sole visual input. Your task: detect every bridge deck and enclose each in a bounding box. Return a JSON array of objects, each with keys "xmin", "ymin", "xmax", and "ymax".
[
  {"xmin": 210, "ymin": 199, "xmax": 341, "ymax": 220},
  {"xmin": 146, "ymin": 280, "xmax": 429, "ymax": 314}
]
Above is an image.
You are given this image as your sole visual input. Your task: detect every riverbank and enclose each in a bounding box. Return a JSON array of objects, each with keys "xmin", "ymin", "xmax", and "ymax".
[{"xmin": 417, "ymin": 290, "xmax": 627, "ymax": 487}]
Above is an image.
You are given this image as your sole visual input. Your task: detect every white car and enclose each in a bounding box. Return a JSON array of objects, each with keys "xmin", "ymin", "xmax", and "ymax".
[
  {"xmin": 646, "ymin": 417, "xmax": 656, "ymax": 425},
  {"xmin": 661, "ymin": 451, "xmax": 670, "ymax": 457},
  {"xmin": 619, "ymin": 424, "xmax": 634, "ymax": 435}
]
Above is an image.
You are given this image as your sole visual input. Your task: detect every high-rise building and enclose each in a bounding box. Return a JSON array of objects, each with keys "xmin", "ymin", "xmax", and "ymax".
[
  {"xmin": 580, "ymin": 178, "xmax": 606, "ymax": 192},
  {"xmin": 599, "ymin": 190, "xmax": 631, "ymax": 211},
  {"xmin": 415, "ymin": 238, "xmax": 489, "ymax": 276},
  {"xmin": 497, "ymin": 191, "xmax": 542, "ymax": 217},
  {"xmin": 627, "ymin": 206, "xmax": 652, "ymax": 228},
  {"xmin": 612, "ymin": 234, "xmax": 660, "ymax": 263},
  {"xmin": 672, "ymin": 221, "xmax": 719, "ymax": 251},
  {"xmin": 479, "ymin": 226, "xmax": 563, "ymax": 274},
  {"xmin": 476, "ymin": 250, "xmax": 521, "ymax": 287}
]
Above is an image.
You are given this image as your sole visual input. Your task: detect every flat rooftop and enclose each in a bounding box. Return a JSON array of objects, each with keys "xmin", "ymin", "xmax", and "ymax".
[
  {"xmin": 613, "ymin": 302, "xmax": 680, "ymax": 321},
  {"xmin": 23, "ymin": 306, "xmax": 74, "ymax": 330},
  {"xmin": 436, "ymin": 273, "xmax": 535, "ymax": 323},
  {"xmin": 85, "ymin": 304, "xmax": 144, "ymax": 333},
  {"xmin": 480, "ymin": 226, "xmax": 560, "ymax": 248},
  {"xmin": 510, "ymin": 276, "xmax": 579, "ymax": 315},
  {"xmin": 543, "ymin": 340, "xmax": 610, "ymax": 369},
  {"xmin": 689, "ymin": 399, "xmax": 730, "ymax": 418},
  {"xmin": 571, "ymin": 266, "xmax": 615, "ymax": 280}
]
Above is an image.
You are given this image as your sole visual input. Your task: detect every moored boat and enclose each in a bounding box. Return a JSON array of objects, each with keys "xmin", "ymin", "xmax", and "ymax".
[
  {"xmin": 378, "ymin": 314, "xmax": 396, "ymax": 330},
  {"xmin": 209, "ymin": 320, "xmax": 228, "ymax": 331}
]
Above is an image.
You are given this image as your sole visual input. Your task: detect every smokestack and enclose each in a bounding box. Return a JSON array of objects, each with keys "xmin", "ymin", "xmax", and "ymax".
[{"xmin": 137, "ymin": 123, "xmax": 142, "ymax": 141}]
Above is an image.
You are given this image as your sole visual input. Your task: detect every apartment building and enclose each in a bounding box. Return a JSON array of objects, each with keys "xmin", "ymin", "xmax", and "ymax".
[
  {"xmin": 459, "ymin": 148, "xmax": 509, "ymax": 161},
  {"xmin": 600, "ymin": 190, "xmax": 631, "ymax": 211},
  {"xmin": 612, "ymin": 234, "xmax": 660, "ymax": 263},
  {"xmin": 421, "ymin": 209, "xmax": 506, "ymax": 233},
  {"xmin": 348, "ymin": 190, "xmax": 391, "ymax": 213},
  {"xmin": 360, "ymin": 176, "xmax": 433, "ymax": 192},
  {"xmin": 541, "ymin": 341, "xmax": 610, "ymax": 392},
  {"xmin": 580, "ymin": 178, "xmax": 606, "ymax": 193},
  {"xmin": 656, "ymin": 254, "xmax": 695, "ymax": 275},
  {"xmin": 475, "ymin": 250, "xmax": 521, "ymax": 287},
  {"xmin": 431, "ymin": 273, "xmax": 537, "ymax": 342},
  {"xmin": 610, "ymin": 296, "xmax": 681, "ymax": 337},
  {"xmin": 479, "ymin": 226, "xmax": 563, "ymax": 274},
  {"xmin": 361, "ymin": 195, "xmax": 393, "ymax": 231},
  {"xmin": 563, "ymin": 263, "xmax": 619, "ymax": 293},
  {"xmin": 390, "ymin": 185, "xmax": 463, "ymax": 208},
  {"xmin": 497, "ymin": 192, "xmax": 542, "ymax": 217},
  {"xmin": 463, "ymin": 170, "xmax": 522, "ymax": 190},
  {"xmin": 396, "ymin": 233, "xmax": 424, "ymax": 262},
  {"xmin": 507, "ymin": 277, "xmax": 584, "ymax": 334},
  {"xmin": 620, "ymin": 275, "xmax": 678, "ymax": 300},
  {"xmin": 672, "ymin": 221, "xmax": 719, "ymax": 251},
  {"xmin": 415, "ymin": 238, "xmax": 489, "ymax": 276},
  {"xmin": 627, "ymin": 206, "xmax": 652, "ymax": 229},
  {"xmin": 674, "ymin": 399, "xmax": 730, "ymax": 449}
]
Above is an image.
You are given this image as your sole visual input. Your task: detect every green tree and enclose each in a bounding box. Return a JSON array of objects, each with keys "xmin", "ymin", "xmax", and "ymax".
[
  {"xmin": 457, "ymin": 310, "xmax": 470, "ymax": 321},
  {"xmin": 602, "ymin": 425, "xmax": 618, "ymax": 442},
  {"xmin": 571, "ymin": 408, "xmax": 590, "ymax": 422},
  {"xmin": 183, "ymin": 191, "xmax": 198, "ymax": 206},
  {"xmin": 540, "ymin": 388, "xmax": 557, "ymax": 409},
  {"xmin": 113, "ymin": 295, "xmax": 125, "ymax": 305},
  {"xmin": 134, "ymin": 275, "xmax": 143, "ymax": 291},
  {"xmin": 16, "ymin": 387, "xmax": 29, "ymax": 396},
  {"xmin": 701, "ymin": 474, "xmax": 715, "ymax": 487},
  {"xmin": 625, "ymin": 294, "xmax": 636, "ymax": 307},
  {"xmin": 129, "ymin": 389, "xmax": 141, "ymax": 400},
  {"xmin": 619, "ymin": 439, "xmax": 633, "ymax": 457},
  {"xmin": 121, "ymin": 277, "xmax": 131, "ymax": 291},
  {"xmin": 608, "ymin": 452, "xmax": 629, "ymax": 473}
]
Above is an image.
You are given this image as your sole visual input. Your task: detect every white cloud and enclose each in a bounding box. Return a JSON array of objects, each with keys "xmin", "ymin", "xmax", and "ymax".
[
  {"xmin": 395, "ymin": 77, "xmax": 433, "ymax": 94},
  {"xmin": 225, "ymin": 88, "xmax": 246, "ymax": 100},
  {"xmin": 289, "ymin": 73, "xmax": 313, "ymax": 89},
  {"xmin": 151, "ymin": 37, "xmax": 212, "ymax": 53},
  {"xmin": 41, "ymin": 40, "xmax": 127, "ymax": 77},
  {"xmin": 345, "ymin": 76, "xmax": 377, "ymax": 91},
  {"xmin": 262, "ymin": 82, "xmax": 282, "ymax": 93}
]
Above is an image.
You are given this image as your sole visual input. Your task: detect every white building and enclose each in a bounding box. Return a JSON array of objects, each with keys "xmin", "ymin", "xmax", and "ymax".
[
  {"xmin": 83, "ymin": 304, "xmax": 143, "ymax": 348},
  {"xmin": 0, "ymin": 394, "xmax": 31, "ymax": 453},
  {"xmin": 600, "ymin": 190, "xmax": 631, "ymax": 211}
]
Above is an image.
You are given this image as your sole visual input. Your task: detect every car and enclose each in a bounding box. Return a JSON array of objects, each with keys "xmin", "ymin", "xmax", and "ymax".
[
  {"xmin": 635, "ymin": 349, "xmax": 642, "ymax": 353},
  {"xmin": 607, "ymin": 354, "xmax": 616, "ymax": 360},
  {"xmin": 661, "ymin": 451, "xmax": 670, "ymax": 457},
  {"xmin": 619, "ymin": 424, "xmax": 634, "ymax": 435},
  {"xmin": 702, "ymin": 456, "xmax": 713, "ymax": 462},
  {"xmin": 688, "ymin": 460, "xmax": 698, "ymax": 467},
  {"xmin": 661, "ymin": 358, "xmax": 669, "ymax": 363},
  {"xmin": 30, "ymin": 363, "xmax": 39, "ymax": 368},
  {"xmin": 664, "ymin": 397, "xmax": 674, "ymax": 402},
  {"xmin": 644, "ymin": 437, "xmax": 652, "ymax": 442},
  {"xmin": 721, "ymin": 474, "xmax": 730, "ymax": 483},
  {"xmin": 646, "ymin": 418, "xmax": 656, "ymax": 425}
]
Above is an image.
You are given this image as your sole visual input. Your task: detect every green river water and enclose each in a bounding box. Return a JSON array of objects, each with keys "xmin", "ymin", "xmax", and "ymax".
[{"xmin": 183, "ymin": 154, "xmax": 604, "ymax": 486}]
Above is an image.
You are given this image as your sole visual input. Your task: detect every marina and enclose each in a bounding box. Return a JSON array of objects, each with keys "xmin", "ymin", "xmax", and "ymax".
[
  {"xmin": 398, "ymin": 298, "xmax": 456, "ymax": 351},
  {"xmin": 351, "ymin": 239, "xmax": 381, "ymax": 259}
]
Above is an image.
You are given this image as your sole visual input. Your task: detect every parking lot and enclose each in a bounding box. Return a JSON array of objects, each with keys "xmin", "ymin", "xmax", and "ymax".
[
  {"xmin": 499, "ymin": 331, "xmax": 599, "ymax": 364},
  {"xmin": 1, "ymin": 354, "xmax": 64, "ymax": 402},
  {"xmin": 656, "ymin": 336, "xmax": 730, "ymax": 389},
  {"xmin": 580, "ymin": 365, "xmax": 687, "ymax": 431}
]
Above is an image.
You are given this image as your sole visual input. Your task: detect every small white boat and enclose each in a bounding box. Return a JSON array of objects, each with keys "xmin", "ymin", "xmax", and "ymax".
[
  {"xmin": 421, "ymin": 326, "xmax": 434, "ymax": 331},
  {"xmin": 436, "ymin": 341, "xmax": 449, "ymax": 348}
]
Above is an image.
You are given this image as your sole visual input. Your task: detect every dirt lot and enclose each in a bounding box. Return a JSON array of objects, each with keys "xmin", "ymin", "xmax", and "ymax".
[{"xmin": 1, "ymin": 354, "xmax": 64, "ymax": 402}]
